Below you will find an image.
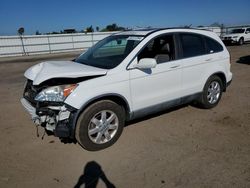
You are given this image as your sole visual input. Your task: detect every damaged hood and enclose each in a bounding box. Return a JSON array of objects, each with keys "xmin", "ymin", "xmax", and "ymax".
[{"xmin": 24, "ymin": 61, "xmax": 108, "ymax": 85}]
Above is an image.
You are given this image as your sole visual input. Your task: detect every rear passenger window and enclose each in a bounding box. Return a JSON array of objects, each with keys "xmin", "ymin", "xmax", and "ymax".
[
  {"xmin": 205, "ymin": 37, "xmax": 223, "ymax": 53},
  {"xmin": 180, "ymin": 34, "xmax": 206, "ymax": 58}
]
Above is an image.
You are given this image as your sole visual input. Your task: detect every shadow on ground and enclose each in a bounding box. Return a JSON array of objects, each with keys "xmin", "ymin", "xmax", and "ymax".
[
  {"xmin": 126, "ymin": 103, "xmax": 190, "ymax": 127},
  {"xmin": 74, "ymin": 161, "xmax": 116, "ymax": 188},
  {"xmin": 237, "ymin": 55, "xmax": 250, "ymax": 65}
]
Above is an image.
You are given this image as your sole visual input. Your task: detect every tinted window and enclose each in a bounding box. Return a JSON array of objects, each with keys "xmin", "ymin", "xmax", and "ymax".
[
  {"xmin": 247, "ymin": 28, "xmax": 250, "ymax": 32},
  {"xmin": 231, "ymin": 29, "xmax": 245, "ymax": 34},
  {"xmin": 205, "ymin": 37, "xmax": 223, "ymax": 53},
  {"xmin": 138, "ymin": 34, "xmax": 175, "ymax": 64},
  {"xmin": 180, "ymin": 34, "xmax": 206, "ymax": 58}
]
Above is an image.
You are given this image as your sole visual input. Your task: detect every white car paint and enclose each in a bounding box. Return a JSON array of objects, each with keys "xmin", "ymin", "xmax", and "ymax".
[
  {"xmin": 24, "ymin": 61, "xmax": 107, "ymax": 85},
  {"xmin": 65, "ymin": 29, "xmax": 232, "ymax": 112},
  {"xmin": 221, "ymin": 27, "xmax": 250, "ymax": 44},
  {"xmin": 21, "ymin": 28, "xmax": 233, "ymax": 142}
]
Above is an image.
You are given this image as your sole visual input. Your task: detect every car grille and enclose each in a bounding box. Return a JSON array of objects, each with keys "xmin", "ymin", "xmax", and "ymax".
[{"xmin": 224, "ymin": 37, "xmax": 232, "ymax": 40}]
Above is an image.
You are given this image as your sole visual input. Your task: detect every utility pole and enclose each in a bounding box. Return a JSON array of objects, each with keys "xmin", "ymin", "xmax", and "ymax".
[{"xmin": 18, "ymin": 27, "xmax": 26, "ymax": 56}]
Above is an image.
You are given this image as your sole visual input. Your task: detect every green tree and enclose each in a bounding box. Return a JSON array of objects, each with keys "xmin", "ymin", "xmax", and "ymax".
[
  {"xmin": 35, "ymin": 30, "xmax": 41, "ymax": 35},
  {"xmin": 101, "ymin": 23, "xmax": 125, "ymax": 32},
  {"xmin": 85, "ymin": 25, "xmax": 94, "ymax": 32}
]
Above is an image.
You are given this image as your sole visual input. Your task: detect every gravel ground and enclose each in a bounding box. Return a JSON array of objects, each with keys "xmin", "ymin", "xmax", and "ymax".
[{"xmin": 0, "ymin": 44, "xmax": 249, "ymax": 188}]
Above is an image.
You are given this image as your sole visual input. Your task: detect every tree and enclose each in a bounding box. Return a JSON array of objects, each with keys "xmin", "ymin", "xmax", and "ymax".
[
  {"xmin": 85, "ymin": 25, "xmax": 94, "ymax": 33},
  {"xmin": 96, "ymin": 26, "xmax": 99, "ymax": 32},
  {"xmin": 18, "ymin": 27, "xmax": 24, "ymax": 35},
  {"xmin": 35, "ymin": 30, "xmax": 41, "ymax": 35},
  {"xmin": 101, "ymin": 23, "xmax": 125, "ymax": 32}
]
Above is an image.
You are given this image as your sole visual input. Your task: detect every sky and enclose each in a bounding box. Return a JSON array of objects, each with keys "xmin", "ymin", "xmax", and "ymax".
[{"xmin": 0, "ymin": 0, "xmax": 250, "ymax": 35}]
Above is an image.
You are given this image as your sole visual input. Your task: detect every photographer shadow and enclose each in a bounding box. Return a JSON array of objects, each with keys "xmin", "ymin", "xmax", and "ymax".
[{"xmin": 74, "ymin": 161, "xmax": 116, "ymax": 188}]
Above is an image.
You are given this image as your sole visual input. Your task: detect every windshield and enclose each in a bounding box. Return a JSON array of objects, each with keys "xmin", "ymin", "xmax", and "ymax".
[
  {"xmin": 231, "ymin": 29, "xmax": 245, "ymax": 34},
  {"xmin": 75, "ymin": 35, "xmax": 144, "ymax": 69}
]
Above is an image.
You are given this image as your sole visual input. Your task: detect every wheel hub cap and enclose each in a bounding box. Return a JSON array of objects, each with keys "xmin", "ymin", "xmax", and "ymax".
[
  {"xmin": 88, "ymin": 110, "xmax": 119, "ymax": 144},
  {"xmin": 207, "ymin": 81, "xmax": 221, "ymax": 104}
]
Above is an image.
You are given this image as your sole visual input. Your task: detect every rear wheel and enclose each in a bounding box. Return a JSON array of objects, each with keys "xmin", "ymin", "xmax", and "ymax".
[
  {"xmin": 75, "ymin": 100, "xmax": 125, "ymax": 151},
  {"xmin": 197, "ymin": 75, "xmax": 223, "ymax": 109}
]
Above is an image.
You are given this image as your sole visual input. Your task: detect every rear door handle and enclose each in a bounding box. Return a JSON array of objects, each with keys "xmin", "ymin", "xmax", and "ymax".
[
  {"xmin": 170, "ymin": 65, "xmax": 180, "ymax": 68},
  {"xmin": 205, "ymin": 58, "xmax": 213, "ymax": 61}
]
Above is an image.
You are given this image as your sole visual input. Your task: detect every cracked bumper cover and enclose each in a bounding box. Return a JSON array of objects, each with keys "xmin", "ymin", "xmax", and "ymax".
[{"xmin": 20, "ymin": 98, "xmax": 77, "ymax": 138}]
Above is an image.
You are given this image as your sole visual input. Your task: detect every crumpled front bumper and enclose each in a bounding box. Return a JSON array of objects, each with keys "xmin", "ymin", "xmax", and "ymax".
[
  {"xmin": 20, "ymin": 98, "xmax": 77, "ymax": 138},
  {"xmin": 20, "ymin": 98, "xmax": 40, "ymax": 123}
]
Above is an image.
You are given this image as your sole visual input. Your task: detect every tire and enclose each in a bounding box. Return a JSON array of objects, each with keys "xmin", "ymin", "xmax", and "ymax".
[
  {"xmin": 197, "ymin": 75, "xmax": 223, "ymax": 109},
  {"xmin": 239, "ymin": 38, "xmax": 244, "ymax": 45},
  {"xmin": 75, "ymin": 100, "xmax": 125, "ymax": 151}
]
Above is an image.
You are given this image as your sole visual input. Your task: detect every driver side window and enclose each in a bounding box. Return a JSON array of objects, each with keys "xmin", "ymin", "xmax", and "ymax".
[{"xmin": 138, "ymin": 34, "xmax": 175, "ymax": 64}]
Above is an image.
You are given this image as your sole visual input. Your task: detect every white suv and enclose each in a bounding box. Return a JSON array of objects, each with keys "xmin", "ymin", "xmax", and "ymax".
[
  {"xmin": 221, "ymin": 27, "xmax": 250, "ymax": 45},
  {"xmin": 21, "ymin": 28, "xmax": 232, "ymax": 151}
]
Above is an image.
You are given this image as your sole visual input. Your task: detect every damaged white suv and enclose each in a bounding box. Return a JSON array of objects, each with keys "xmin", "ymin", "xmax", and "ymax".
[{"xmin": 21, "ymin": 28, "xmax": 232, "ymax": 151}]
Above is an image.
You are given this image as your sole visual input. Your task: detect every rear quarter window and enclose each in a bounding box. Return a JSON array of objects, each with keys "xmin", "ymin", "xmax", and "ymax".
[
  {"xmin": 205, "ymin": 36, "xmax": 223, "ymax": 53},
  {"xmin": 180, "ymin": 33, "xmax": 206, "ymax": 58}
]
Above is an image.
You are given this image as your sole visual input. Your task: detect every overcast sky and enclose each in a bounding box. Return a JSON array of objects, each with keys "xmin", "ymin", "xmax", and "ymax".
[{"xmin": 0, "ymin": 0, "xmax": 250, "ymax": 35}]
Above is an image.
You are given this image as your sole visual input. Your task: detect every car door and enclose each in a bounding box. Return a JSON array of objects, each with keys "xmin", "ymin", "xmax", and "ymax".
[
  {"xmin": 129, "ymin": 34, "xmax": 182, "ymax": 115},
  {"xmin": 178, "ymin": 33, "xmax": 223, "ymax": 96}
]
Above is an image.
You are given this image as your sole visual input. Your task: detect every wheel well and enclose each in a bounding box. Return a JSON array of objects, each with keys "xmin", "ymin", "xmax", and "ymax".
[
  {"xmin": 80, "ymin": 95, "xmax": 131, "ymax": 120},
  {"xmin": 239, "ymin": 37, "xmax": 244, "ymax": 42},
  {"xmin": 211, "ymin": 72, "xmax": 227, "ymax": 91}
]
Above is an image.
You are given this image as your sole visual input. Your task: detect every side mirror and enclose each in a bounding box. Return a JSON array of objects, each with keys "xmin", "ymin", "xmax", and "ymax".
[
  {"xmin": 245, "ymin": 31, "xmax": 249, "ymax": 34},
  {"xmin": 134, "ymin": 58, "xmax": 157, "ymax": 69}
]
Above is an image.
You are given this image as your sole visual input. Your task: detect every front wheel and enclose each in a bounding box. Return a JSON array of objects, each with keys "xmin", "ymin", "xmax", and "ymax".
[
  {"xmin": 75, "ymin": 100, "xmax": 125, "ymax": 151},
  {"xmin": 238, "ymin": 38, "xmax": 244, "ymax": 45},
  {"xmin": 197, "ymin": 76, "xmax": 223, "ymax": 109}
]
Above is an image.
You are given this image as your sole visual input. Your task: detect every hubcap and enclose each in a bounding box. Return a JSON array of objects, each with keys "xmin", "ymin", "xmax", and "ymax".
[
  {"xmin": 207, "ymin": 81, "xmax": 221, "ymax": 104},
  {"xmin": 88, "ymin": 110, "xmax": 119, "ymax": 144}
]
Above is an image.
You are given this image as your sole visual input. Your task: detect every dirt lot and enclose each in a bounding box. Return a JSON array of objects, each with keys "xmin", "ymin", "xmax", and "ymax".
[{"xmin": 0, "ymin": 45, "xmax": 249, "ymax": 188}]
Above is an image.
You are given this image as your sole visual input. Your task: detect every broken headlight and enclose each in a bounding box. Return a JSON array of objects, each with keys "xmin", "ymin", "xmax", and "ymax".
[{"xmin": 35, "ymin": 84, "xmax": 77, "ymax": 102}]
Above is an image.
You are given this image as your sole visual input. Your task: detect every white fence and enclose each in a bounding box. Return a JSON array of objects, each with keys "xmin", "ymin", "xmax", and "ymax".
[
  {"xmin": 196, "ymin": 27, "xmax": 222, "ymax": 36},
  {"xmin": 0, "ymin": 32, "xmax": 116, "ymax": 57},
  {"xmin": 0, "ymin": 27, "xmax": 227, "ymax": 58}
]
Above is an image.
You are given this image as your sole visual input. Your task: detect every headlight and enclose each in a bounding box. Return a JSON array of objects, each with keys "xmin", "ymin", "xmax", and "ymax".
[
  {"xmin": 35, "ymin": 84, "xmax": 77, "ymax": 102},
  {"xmin": 232, "ymin": 36, "xmax": 238, "ymax": 38}
]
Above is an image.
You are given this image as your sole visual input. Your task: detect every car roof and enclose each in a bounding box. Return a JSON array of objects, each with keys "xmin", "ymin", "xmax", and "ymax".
[
  {"xmin": 114, "ymin": 29, "xmax": 156, "ymax": 36},
  {"xmin": 115, "ymin": 27, "xmax": 214, "ymax": 36}
]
